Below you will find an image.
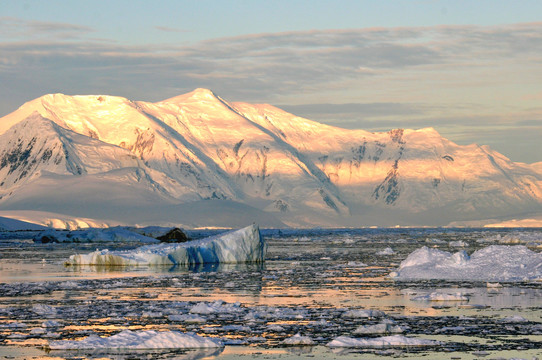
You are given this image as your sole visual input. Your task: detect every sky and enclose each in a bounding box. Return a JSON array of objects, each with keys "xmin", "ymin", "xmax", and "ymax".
[{"xmin": 1, "ymin": 0, "xmax": 541, "ymax": 163}]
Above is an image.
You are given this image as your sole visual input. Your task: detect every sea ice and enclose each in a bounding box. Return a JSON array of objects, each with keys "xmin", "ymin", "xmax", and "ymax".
[
  {"xmin": 390, "ymin": 245, "xmax": 542, "ymax": 281},
  {"xmin": 327, "ymin": 335, "xmax": 441, "ymax": 347},
  {"xmin": 49, "ymin": 330, "xmax": 223, "ymax": 349},
  {"xmin": 65, "ymin": 224, "xmax": 265, "ymax": 266}
]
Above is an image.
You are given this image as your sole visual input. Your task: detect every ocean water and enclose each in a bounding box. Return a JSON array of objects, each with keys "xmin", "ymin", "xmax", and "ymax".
[{"xmin": 0, "ymin": 228, "xmax": 541, "ymax": 359}]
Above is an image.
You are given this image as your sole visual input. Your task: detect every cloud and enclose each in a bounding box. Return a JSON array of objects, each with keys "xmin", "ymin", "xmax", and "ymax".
[
  {"xmin": 0, "ymin": 21, "xmax": 541, "ymax": 162},
  {"xmin": 0, "ymin": 17, "xmax": 94, "ymax": 40}
]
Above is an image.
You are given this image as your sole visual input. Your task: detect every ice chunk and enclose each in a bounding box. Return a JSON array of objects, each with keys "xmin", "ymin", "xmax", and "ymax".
[
  {"xmin": 281, "ymin": 333, "xmax": 315, "ymax": 346},
  {"xmin": 65, "ymin": 224, "xmax": 265, "ymax": 266},
  {"xmin": 390, "ymin": 245, "xmax": 542, "ymax": 281},
  {"xmin": 376, "ymin": 247, "xmax": 395, "ymax": 255},
  {"xmin": 353, "ymin": 323, "xmax": 403, "ymax": 335},
  {"xmin": 49, "ymin": 330, "xmax": 223, "ymax": 349},
  {"xmin": 342, "ymin": 309, "xmax": 385, "ymax": 319},
  {"xmin": 411, "ymin": 292, "xmax": 468, "ymax": 302},
  {"xmin": 327, "ymin": 335, "xmax": 441, "ymax": 348}
]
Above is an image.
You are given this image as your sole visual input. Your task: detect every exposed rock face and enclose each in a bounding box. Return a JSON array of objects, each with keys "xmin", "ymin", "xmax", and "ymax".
[{"xmin": 156, "ymin": 228, "xmax": 190, "ymax": 243}]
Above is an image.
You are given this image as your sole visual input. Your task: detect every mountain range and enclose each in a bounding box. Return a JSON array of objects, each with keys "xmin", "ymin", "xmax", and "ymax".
[{"xmin": 1, "ymin": 88, "xmax": 541, "ymax": 228}]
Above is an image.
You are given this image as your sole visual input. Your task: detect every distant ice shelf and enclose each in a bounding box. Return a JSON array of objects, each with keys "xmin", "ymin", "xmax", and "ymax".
[{"xmin": 65, "ymin": 224, "xmax": 266, "ymax": 266}]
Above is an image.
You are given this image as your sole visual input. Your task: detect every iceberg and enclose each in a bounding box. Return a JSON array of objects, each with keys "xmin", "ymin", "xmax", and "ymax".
[
  {"xmin": 49, "ymin": 330, "xmax": 223, "ymax": 349},
  {"xmin": 390, "ymin": 245, "xmax": 542, "ymax": 281},
  {"xmin": 65, "ymin": 224, "xmax": 266, "ymax": 266}
]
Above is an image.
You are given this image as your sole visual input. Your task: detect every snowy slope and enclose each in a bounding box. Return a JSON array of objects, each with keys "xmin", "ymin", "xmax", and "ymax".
[{"xmin": 1, "ymin": 89, "xmax": 542, "ymax": 228}]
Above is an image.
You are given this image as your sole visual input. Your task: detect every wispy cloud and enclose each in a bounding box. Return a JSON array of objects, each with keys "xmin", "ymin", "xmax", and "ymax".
[{"xmin": 0, "ymin": 17, "xmax": 94, "ymax": 40}]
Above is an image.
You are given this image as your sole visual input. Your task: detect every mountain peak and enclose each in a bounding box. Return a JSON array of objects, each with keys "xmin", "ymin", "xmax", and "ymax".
[{"xmin": 159, "ymin": 88, "xmax": 220, "ymax": 104}]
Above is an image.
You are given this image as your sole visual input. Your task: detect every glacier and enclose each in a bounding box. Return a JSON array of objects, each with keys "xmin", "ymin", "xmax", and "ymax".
[{"xmin": 65, "ymin": 224, "xmax": 266, "ymax": 266}]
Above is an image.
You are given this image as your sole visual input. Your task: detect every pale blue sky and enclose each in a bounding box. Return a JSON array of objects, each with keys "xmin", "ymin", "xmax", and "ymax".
[{"xmin": 1, "ymin": 0, "xmax": 542, "ymax": 162}]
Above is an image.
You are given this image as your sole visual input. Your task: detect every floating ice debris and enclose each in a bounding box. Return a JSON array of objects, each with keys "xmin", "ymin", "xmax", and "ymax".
[
  {"xmin": 168, "ymin": 314, "xmax": 206, "ymax": 324},
  {"xmin": 281, "ymin": 333, "xmax": 316, "ymax": 346},
  {"xmin": 32, "ymin": 304, "xmax": 57, "ymax": 317},
  {"xmin": 377, "ymin": 247, "xmax": 395, "ymax": 255},
  {"xmin": 30, "ymin": 327, "xmax": 46, "ymax": 335},
  {"xmin": 353, "ymin": 322, "xmax": 404, "ymax": 335},
  {"xmin": 347, "ymin": 261, "xmax": 368, "ymax": 267},
  {"xmin": 266, "ymin": 324, "xmax": 285, "ymax": 332},
  {"xmin": 65, "ymin": 224, "xmax": 266, "ymax": 266},
  {"xmin": 342, "ymin": 309, "xmax": 385, "ymax": 318},
  {"xmin": 49, "ymin": 330, "xmax": 223, "ymax": 349},
  {"xmin": 1, "ymin": 322, "xmax": 26, "ymax": 329},
  {"xmin": 486, "ymin": 282, "xmax": 502, "ymax": 288},
  {"xmin": 390, "ymin": 245, "xmax": 542, "ymax": 281},
  {"xmin": 189, "ymin": 300, "xmax": 243, "ymax": 315},
  {"xmin": 500, "ymin": 315, "xmax": 529, "ymax": 323},
  {"xmin": 327, "ymin": 335, "xmax": 442, "ymax": 348},
  {"xmin": 411, "ymin": 292, "xmax": 468, "ymax": 302},
  {"xmin": 449, "ymin": 240, "xmax": 467, "ymax": 247},
  {"xmin": 42, "ymin": 320, "xmax": 62, "ymax": 328}
]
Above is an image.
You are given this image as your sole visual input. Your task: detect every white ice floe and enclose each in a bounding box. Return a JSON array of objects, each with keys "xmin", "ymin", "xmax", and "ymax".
[
  {"xmin": 353, "ymin": 322, "xmax": 403, "ymax": 335},
  {"xmin": 347, "ymin": 261, "xmax": 368, "ymax": 267},
  {"xmin": 342, "ymin": 309, "xmax": 385, "ymax": 318},
  {"xmin": 390, "ymin": 245, "xmax": 542, "ymax": 281},
  {"xmin": 168, "ymin": 314, "xmax": 206, "ymax": 323},
  {"xmin": 327, "ymin": 335, "xmax": 441, "ymax": 348},
  {"xmin": 500, "ymin": 315, "xmax": 529, "ymax": 323},
  {"xmin": 189, "ymin": 300, "xmax": 243, "ymax": 315},
  {"xmin": 42, "ymin": 320, "xmax": 62, "ymax": 328},
  {"xmin": 281, "ymin": 333, "xmax": 316, "ymax": 346},
  {"xmin": 49, "ymin": 330, "xmax": 223, "ymax": 349},
  {"xmin": 411, "ymin": 292, "xmax": 468, "ymax": 302},
  {"xmin": 65, "ymin": 224, "xmax": 265, "ymax": 266},
  {"xmin": 449, "ymin": 240, "xmax": 467, "ymax": 247},
  {"xmin": 376, "ymin": 247, "xmax": 395, "ymax": 255}
]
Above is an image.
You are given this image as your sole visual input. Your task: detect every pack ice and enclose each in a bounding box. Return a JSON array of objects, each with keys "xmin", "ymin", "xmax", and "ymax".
[
  {"xmin": 66, "ymin": 224, "xmax": 266, "ymax": 266},
  {"xmin": 390, "ymin": 245, "xmax": 542, "ymax": 281}
]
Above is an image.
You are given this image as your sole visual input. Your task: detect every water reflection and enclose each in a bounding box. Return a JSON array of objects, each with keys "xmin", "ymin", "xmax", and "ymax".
[
  {"xmin": 66, "ymin": 261, "xmax": 265, "ymax": 274},
  {"xmin": 47, "ymin": 347, "xmax": 223, "ymax": 360}
]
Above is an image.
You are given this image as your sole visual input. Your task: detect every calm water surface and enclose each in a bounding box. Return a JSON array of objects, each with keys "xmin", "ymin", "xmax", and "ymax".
[{"xmin": 1, "ymin": 228, "xmax": 541, "ymax": 359}]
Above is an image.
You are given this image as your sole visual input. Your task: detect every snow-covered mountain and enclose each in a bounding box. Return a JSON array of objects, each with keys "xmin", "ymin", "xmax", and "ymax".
[{"xmin": 1, "ymin": 88, "xmax": 541, "ymax": 228}]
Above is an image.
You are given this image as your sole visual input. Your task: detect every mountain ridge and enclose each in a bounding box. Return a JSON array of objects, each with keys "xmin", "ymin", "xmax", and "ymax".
[{"xmin": 1, "ymin": 89, "xmax": 541, "ymax": 228}]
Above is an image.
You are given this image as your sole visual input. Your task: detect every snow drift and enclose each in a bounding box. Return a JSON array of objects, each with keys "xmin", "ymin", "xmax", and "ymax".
[
  {"xmin": 390, "ymin": 245, "xmax": 542, "ymax": 281},
  {"xmin": 65, "ymin": 224, "xmax": 265, "ymax": 266}
]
